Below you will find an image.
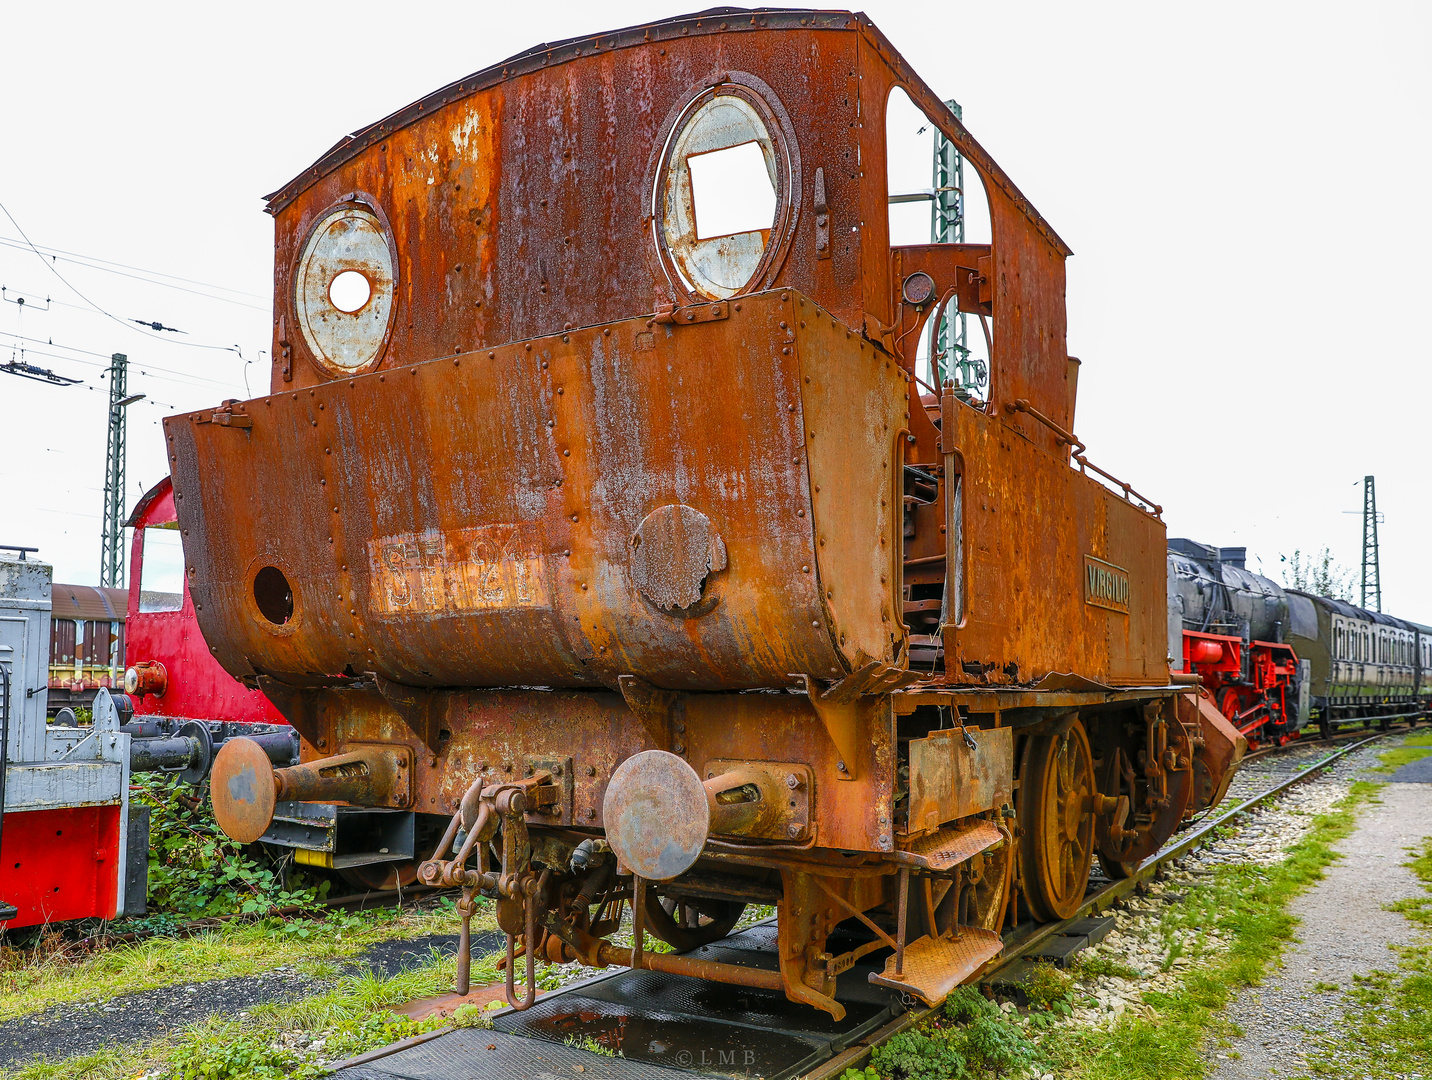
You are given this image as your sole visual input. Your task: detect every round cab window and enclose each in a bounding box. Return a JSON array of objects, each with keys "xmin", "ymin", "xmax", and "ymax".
[
  {"xmin": 295, "ymin": 204, "xmax": 395, "ymax": 374},
  {"xmin": 660, "ymin": 93, "xmax": 784, "ymax": 300}
]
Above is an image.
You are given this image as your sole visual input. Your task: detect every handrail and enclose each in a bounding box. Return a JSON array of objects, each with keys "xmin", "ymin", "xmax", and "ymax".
[
  {"xmin": 1003, "ymin": 398, "xmax": 1085, "ymax": 455},
  {"xmin": 1003, "ymin": 398, "xmax": 1162, "ymax": 517}
]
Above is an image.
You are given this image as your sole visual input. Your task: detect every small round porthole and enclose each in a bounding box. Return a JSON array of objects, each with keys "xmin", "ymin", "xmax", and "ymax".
[
  {"xmin": 253, "ymin": 566, "xmax": 294, "ymax": 625},
  {"xmin": 654, "ymin": 79, "xmax": 798, "ymax": 302}
]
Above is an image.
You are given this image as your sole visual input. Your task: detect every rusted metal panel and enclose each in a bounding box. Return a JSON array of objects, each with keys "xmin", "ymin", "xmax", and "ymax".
[
  {"xmin": 905, "ymin": 726, "xmax": 1013, "ymax": 835},
  {"xmin": 267, "ymin": 20, "xmax": 865, "ymax": 395},
  {"xmin": 797, "ymin": 295, "xmax": 909, "ymax": 668},
  {"xmin": 934, "ymin": 398, "xmax": 1166, "ymax": 685},
  {"xmin": 169, "ymin": 293, "xmax": 855, "ymax": 692}
]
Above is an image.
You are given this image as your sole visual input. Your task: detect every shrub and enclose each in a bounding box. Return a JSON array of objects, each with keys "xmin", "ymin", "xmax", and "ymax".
[{"xmin": 1022, "ymin": 962, "xmax": 1073, "ymax": 1011}]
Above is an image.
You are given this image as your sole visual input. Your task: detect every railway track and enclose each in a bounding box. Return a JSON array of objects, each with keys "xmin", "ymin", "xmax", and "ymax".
[{"xmin": 330, "ymin": 730, "xmax": 1392, "ymax": 1080}]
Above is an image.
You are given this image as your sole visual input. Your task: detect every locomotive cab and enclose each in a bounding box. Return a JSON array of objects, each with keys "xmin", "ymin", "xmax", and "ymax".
[{"xmin": 171, "ymin": 9, "xmax": 1245, "ymax": 1016}]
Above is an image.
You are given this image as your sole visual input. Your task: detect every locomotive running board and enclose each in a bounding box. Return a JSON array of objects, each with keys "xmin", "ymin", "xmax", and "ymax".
[{"xmin": 868, "ymin": 927, "xmax": 1004, "ymax": 1005}]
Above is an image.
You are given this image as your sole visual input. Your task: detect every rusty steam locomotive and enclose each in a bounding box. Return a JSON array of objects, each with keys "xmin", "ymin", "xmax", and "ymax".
[{"xmin": 175, "ymin": 9, "xmax": 1245, "ymax": 1016}]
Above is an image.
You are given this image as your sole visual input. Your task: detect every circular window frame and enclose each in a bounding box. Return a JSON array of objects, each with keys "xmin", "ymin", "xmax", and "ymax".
[
  {"xmin": 646, "ymin": 73, "xmax": 802, "ymax": 305},
  {"xmin": 243, "ymin": 555, "xmax": 302, "ymax": 637},
  {"xmin": 289, "ymin": 191, "xmax": 400, "ymax": 379}
]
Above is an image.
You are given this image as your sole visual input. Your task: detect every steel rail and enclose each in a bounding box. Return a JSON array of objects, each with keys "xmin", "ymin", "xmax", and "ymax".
[{"xmin": 806, "ymin": 731, "xmax": 1388, "ymax": 1080}]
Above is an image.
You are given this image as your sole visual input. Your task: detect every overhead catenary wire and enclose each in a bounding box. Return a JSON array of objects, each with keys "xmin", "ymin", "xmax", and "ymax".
[
  {"xmin": 0, "ymin": 199, "xmax": 261, "ymax": 353},
  {"xmin": 0, "ymin": 332, "xmax": 247, "ymax": 392},
  {"xmin": 0, "ymin": 234, "xmax": 270, "ymax": 307}
]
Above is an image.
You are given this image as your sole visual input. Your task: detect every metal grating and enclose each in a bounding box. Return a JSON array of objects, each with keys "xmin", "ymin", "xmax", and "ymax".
[
  {"xmin": 331, "ymin": 1028, "xmax": 693, "ymax": 1080},
  {"xmin": 578, "ymin": 967, "xmax": 890, "ymax": 1038},
  {"xmin": 492, "ymin": 993, "xmax": 825, "ymax": 1078}
]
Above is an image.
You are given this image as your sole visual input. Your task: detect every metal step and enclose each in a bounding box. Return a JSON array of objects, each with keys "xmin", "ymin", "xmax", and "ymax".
[{"xmin": 868, "ymin": 927, "xmax": 1003, "ymax": 1005}]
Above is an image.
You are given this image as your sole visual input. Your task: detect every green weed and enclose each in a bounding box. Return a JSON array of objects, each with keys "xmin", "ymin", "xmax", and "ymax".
[{"xmin": 1022, "ymin": 962, "xmax": 1073, "ymax": 1011}]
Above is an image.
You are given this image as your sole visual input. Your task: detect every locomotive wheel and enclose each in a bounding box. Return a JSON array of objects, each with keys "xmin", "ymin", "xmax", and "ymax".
[
  {"xmin": 642, "ymin": 892, "xmax": 745, "ymax": 952},
  {"xmin": 337, "ymin": 861, "xmax": 419, "ymax": 893},
  {"xmin": 1216, "ymin": 687, "xmax": 1241, "ymax": 721},
  {"xmin": 1018, "ymin": 721, "xmax": 1096, "ymax": 922}
]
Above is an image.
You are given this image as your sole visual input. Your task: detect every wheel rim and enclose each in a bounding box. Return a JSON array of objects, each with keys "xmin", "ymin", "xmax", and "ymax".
[
  {"xmin": 1019, "ymin": 721, "xmax": 1095, "ymax": 922},
  {"xmin": 642, "ymin": 891, "xmax": 745, "ymax": 952}
]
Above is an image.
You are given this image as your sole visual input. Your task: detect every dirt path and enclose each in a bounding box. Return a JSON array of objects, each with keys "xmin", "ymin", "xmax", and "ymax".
[{"xmin": 1206, "ymin": 770, "xmax": 1432, "ymax": 1078}]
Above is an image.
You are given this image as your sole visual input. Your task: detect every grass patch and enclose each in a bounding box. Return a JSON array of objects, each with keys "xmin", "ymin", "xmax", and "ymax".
[
  {"xmin": 0, "ymin": 898, "xmax": 479, "ymax": 1024},
  {"xmin": 0, "ymin": 947, "xmax": 501, "ymax": 1080},
  {"xmin": 1025, "ymin": 780, "xmax": 1383, "ymax": 1080},
  {"xmin": 1371, "ymin": 732, "xmax": 1432, "ymax": 774}
]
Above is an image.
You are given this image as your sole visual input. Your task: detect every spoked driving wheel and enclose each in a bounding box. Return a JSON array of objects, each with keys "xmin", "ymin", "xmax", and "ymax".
[
  {"xmin": 1019, "ymin": 720, "xmax": 1096, "ymax": 922},
  {"xmin": 642, "ymin": 891, "xmax": 745, "ymax": 952}
]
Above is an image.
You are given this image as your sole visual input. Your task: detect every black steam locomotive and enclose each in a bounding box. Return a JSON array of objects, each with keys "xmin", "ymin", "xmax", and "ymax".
[{"xmin": 1168, "ymin": 539, "xmax": 1430, "ymax": 742}]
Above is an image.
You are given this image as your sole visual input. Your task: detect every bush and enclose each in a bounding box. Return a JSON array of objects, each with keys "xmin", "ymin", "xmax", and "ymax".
[
  {"xmin": 871, "ymin": 1030, "xmax": 971, "ymax": 1080},
  {"xmin": 134, "ymin": 773, "xmax": 328, "ymax": 918},
  {"xmin": 1022, "ymin": 962, "xmax": 1073, "ymax": 1011}
]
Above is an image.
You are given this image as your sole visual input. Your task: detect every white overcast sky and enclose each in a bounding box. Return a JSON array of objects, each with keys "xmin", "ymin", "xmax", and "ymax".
[{"xmin": 1, "ymin": 2, "xmax": 1428, "ymax": 615}]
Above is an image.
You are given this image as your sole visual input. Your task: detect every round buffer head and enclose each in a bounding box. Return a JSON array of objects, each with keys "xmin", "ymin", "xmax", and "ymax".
[
  {"xmin": 210, "ymin": 737, "xmax": 278, "ymax": 844},
  {"xmin": 602, "ymin": 750, "xmax": 710, "ymax": 881}
]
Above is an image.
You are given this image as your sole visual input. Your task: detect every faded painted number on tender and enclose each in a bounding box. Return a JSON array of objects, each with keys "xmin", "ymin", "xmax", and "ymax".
[{"xmin": 367, "ymin": 525, "xmax": 549, "ymax": 615}]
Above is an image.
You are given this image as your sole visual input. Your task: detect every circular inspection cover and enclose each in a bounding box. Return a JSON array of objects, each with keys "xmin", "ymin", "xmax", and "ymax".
[
  {"xmin": 210, "ymin": 737, "xmax": 277, "ymax": 844},
  {"xmin": 602, "ymin": 750, "xmax": 710, "ymax": 881}
]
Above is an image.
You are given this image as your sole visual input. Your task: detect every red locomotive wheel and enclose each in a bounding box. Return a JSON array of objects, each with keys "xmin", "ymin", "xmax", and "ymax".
[
  {"xmin": 1018, "ymin": 721, "xmax": 1096, "ymax": 922},
  {"xmin": 1216, "ymin": 687, "xmax": 1242, "ymax": 721}
]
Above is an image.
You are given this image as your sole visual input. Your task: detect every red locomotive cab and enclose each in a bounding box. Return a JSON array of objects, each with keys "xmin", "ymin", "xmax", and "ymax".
[{"xmin": 123, "ymin": 477, "xmax": 287, "ymax": 725}]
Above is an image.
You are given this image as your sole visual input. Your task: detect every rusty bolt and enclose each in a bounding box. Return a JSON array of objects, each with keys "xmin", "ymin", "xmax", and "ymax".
[
  {"xmin": 801, "ymin": 565, "xmax": 810, "ymax": 573},
  {"xmin": 785, "ymin": 773, "xmax": 799, "ymax": 789},
  {"xmin": 787, "ymin": 824, "xmax": 802, "ymax": 838},
  {"xmin": 674, "ymin": 721, "xmax": 686, "ymax": 733},
  {"xmin": 674, "ymin": 742, "xmax": 686, "ymax": 754},
  {"xmin": 587, "ymin": 765, "xmax": 597, "ymax": 777},
  {"xmin": 526, "ymin": 764, "xmax": 535, "ymax": 776},
  {"xmin": 553, "ymin": 764, "xmax": 563, "ymax": 777},
  {"xmin": 586, "ymin": 807, "xmax": 597, "ymax": 820},
  {"xmin": 429, "ymin": 755, "xmax": 438, "ymax": 767},
  {"xmin": 317, "ymin": 738, "xmax": 327, "ymax": 749},
  {"xmin": 836, "ymin": 759, "xmax": 847, "ymax": 773}
]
